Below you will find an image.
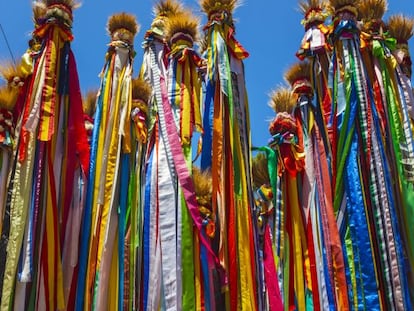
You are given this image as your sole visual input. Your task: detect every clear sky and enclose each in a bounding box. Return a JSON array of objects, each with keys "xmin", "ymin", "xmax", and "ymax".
[{"xmin": 0, "ymin": 0, "xmax": 413, "ymax": 148}]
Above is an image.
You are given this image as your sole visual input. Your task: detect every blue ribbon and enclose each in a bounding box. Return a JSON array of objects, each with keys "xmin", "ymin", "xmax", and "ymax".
[
  {"xmin": 333, "ymin": 20, "xmax": 359, "ymax": 42},
  {"xmin": 345, "ymin": 131, "xmax": 380, "ymax": 310},
  {"xmin": 200, "ymin": 231, "xmax": 211, "ymax": 311},
  {"xmin": 201, "ymin": 79, "xmax": 215, "ymax": 170},
  {"xmin": 142, "ymin": 149, "xmax": 154, "ymax": 311},
  {"xmin": 74, "ymin": 62, "xmax": 107, "ymax": 311},
  {"xmin": 170, "ymin": 60, "xmax": 178, "ymax": 109},
  {"xmin": 58, "ymin": 42, "xmax": 70, "ymax": 96}
]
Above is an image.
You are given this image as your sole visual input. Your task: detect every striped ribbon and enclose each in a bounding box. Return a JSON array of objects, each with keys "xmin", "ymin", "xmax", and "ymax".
[
  {"xmin": 342, "ymin": 35, "xmax": 381, "ymax": 310},
  {"xmin": 374, "ymin": 40, "xmax": 414, "ymax": 309},
  {"xmin": 74, "ymin": 62, "xmax": 107, "ymax": 311},
  {"xmin": 149, "ymin": 42, "xmax": 222, "ymax": 271}
]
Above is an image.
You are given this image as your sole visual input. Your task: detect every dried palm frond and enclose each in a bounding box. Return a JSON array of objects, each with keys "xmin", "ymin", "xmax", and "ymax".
[
  {"xmin": 252, "ymin": 152, "xmax": 270, "ymax": 189},
  {"xmin": 33, "ymin": 0, "xmax": 81, "ymax": 29},
  {"xmin": 299, "ymin": 0, "xmax": 323, "ymax": 14},
  {"xmin": 284, "ymin": 61, "xmax": 311, "ymax": 87},
  {"xmin": 299, "ymin": 0, "xmax": 329, "ymax": 26},
  {"xmin": 269, "ymin": 87, "xmax": 296, "ymax": 114},
  {"xmin": 154, "ymin": 0, "xmax": 183, "ymax": 18},
  {"xmin": 0, "ymin": 62, "xmax": 21, "ymax": 85},
  {"xmin": 329, "ymin": 0, "xmax": 358, "ymax": 9},
  {"xmin": 285, "ymin": 61, "xmax": 313, "ymax": 95},
  {"xmin": 388, "ymin": 14, "xmax": 414, "ymax": 43},
  {"xmin": 44, "ymin": 0, "xmax": 80, "ymax": 9},
  {"xmin": 200, "ymin": 0, "xmax": 239, "ymax": 16},
  {"xmin": 82, "ymin": 89, "xmax": 98, "ymax": 117},
  {"xmin": 0, "ymin": 61, "xmax": 31, "ymax": 88},
  {"xmin": 151, "ymin": 0, "xmax": 184, "ymax": 34},
  {"xmin": 0, "ymin": 87, "xmax": 18, "ymax": 110},
  {"xmin": 357, "ymin": 0, "xmax": 387, "ymax": 21},
  {"xmin": 107, "ymin": 12, "xmax": 140, "ymax": 44},
  {"xmin": 193, "ymin": 167, "xmax": 212, "ymax": 208},
  {"xmin": 165, "ymin": 9, "xmax": 200, "ymax": 43},
  {"xmin": 132, "ymin": 78, "xmax": 152, "ymax": 104},
  {"xmin": 328, "ymin": 0, "xmax": 359, "ymax": 18},
  {"xmin": 32, "ymin": 1, "xmax": 47, "ymax": 22}
]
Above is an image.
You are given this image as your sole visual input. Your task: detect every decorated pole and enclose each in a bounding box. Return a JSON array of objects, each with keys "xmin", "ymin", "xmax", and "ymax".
[
  {"xmin": 0, "ymin": 61, "xmax": 32, "ymax": 226},
  {"xmin": 327, "ymin": 0, "xmax": 414, "ymax": 308},
  {"xmin": 125, "ymin": 77, "xmax": 152, "ymax": 311},
  {"xmin": 0, "ymin": 48, "xmax": 36, "ymax": 311},
  {"xmin": 74, "ymin": 12, "xmax": 139, "ymax": 311},
  {"xmin": 268, "ymin": 88, "xmax": 308, "ymax": 311},
  {"xmin": 251, "ymin": 148, "xmax": 284, "ymax": 311},
  {"xmin": 358, "ymin": 1, "xmax": 414, "ymax": 308},
  {"xmin": 297, "ymin": 0, "xmax": 333, "ymax": 129},
  {"xmin": 387, "ymin": 13, "xmax": 414, "ymax": 301},
  {"xmin": 0, "ymin": 0, "xmax": 90, "ymax": 310},
  {"xmin": 0, "ymin": 84, "xmax": 18, "ymax": 224},
  {"xmin": 328, "ymin": 1, "xmax": 383, "ymax": 308},
  {"xmin": 141, "ymin": 0, "xmax": 227, "ymax": 308},
  {"xmin": 285, "ymin": 60, "xmax": 349, "ymax": 310},
  {"xmin": 199, "ymin": 0, "xmax": 259, "ymax": 309},
  {"xmin": 140, "ymin": 1, "xmax": 186, "ymax": 310}
]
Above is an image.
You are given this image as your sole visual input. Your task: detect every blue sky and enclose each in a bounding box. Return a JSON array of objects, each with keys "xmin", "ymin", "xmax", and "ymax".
[{"xmin": 0, "ymin": 0, "xmax": 413, "ymax": 148}]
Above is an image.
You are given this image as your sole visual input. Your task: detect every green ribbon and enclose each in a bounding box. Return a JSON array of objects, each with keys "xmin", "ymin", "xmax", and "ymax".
[
  {"xmin": 375, "ymin": 39, "xmax": 414, "ymax": 274},
  {"xmin": 181, "ymin": 145, "xmax": 196, "ymax": 310}
]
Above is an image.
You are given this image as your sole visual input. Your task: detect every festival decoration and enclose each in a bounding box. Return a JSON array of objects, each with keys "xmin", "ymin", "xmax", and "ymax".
[
  {"xmin": 360, "ymin": 1, "xmax": 414, "ymax": 309},
  {"xmin": 268, "ymin": 87, "xmax": 306, "ymax": 311},
  {"xmin": 0, "ymin": 61, "xmax": 31, "ymax": 213},
  {"xmin": 124, "ymin": 76, "xmax": 152, "ymax": 311},
  {"xmin": 74, "ymin": 11, "xmax": 139, "ymax": 311},
  {"xmin": 251, "ymin": 150, "xmax": 284, "ymax": 311},
  {"xmin": 140, "ymin": 1, "xmax": 209, "ymax": 310},
  {"xmin": 387, "ymin": 16, "xmax": 414, "ymax": 300},
  {"xmin": 326, "ymin": 0, "xmax": 414, "ymax": 309},
  {"xmin": 0, "ymin": 0, "xmax": 89, "ymax": 310},
  {"xmin": 286, "ymin": 60, "xmax": 350, "ymax": 310},
  {"xmin": 199, "ymin": 0, "xmax": 259, "ymax": 310},
  {"xmin": 387, "ymin": 14, "xmax": 414, "ymax": 121},
  {"xmin": 0, "ymin": 85, "xmax": 18, "ymax": 224},
  {"xmin": 0, "ymin": 1, "xmax": 413, "ymax": 310},
  {"xmin": 297, "ymin": 0, "xmax": 332, "ymax": 126}
]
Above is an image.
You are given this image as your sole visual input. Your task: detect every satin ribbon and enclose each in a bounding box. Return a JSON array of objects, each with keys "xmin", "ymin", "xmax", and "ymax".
[
  {"xmin": 166, "ymin": 43, "xmax": 201, "ymax": 309},
  {"xmin": 263, "ymin": 224, "xmax": 284, "ymax": 311},
  {"xmin": 360, "ymin": 39, "xmax": 411, "ymax": 310},
  {"xmin": 203, "ymin": 20, "xmax": 259, "ymax": 310},
  {"xmin": 149, "ymin": 43, "xmax": 222, "ymax": 273},
  {"xmin": 374, "ymin": 40, "xmax": 414, "ymax": 309},
  {"xmin": 94, "ymin": 55, "xmax": 131, "ymax": 310},
  {"xmin": 181, "ymin": 147, "xmax": 196, "ymax": 311},
  {"xmin": 74, "ymin": 63, "xmax": 107, "ymax": 311},
  {"xmin": 341, "ymin": 37, "xmax": 381, "ymax": 310},
  {"xmin": 314, "ymin": 124, "xmax": 349, "ymax": 310},
  {"xmin": 118, "ymin": 154, "xmax": 129, "ymax": 311}
]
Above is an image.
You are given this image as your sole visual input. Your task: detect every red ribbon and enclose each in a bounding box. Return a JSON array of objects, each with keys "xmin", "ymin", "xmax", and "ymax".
[{"xmin": 263, "ymin": 224, "xmax": 284, "ymax": 311}]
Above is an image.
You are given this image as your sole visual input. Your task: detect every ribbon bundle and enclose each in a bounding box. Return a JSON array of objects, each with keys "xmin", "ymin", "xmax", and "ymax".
[
  {"xmin": 253, "ymin": 0, "xmax": 414, "ymax": 310},
  {"xmin": 0, "ymin": 1, "xmax": 89, "ymax": 310},
  {"xmin": 0, "ymin": 0, "xmax": 413, "ymax": 310}
]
